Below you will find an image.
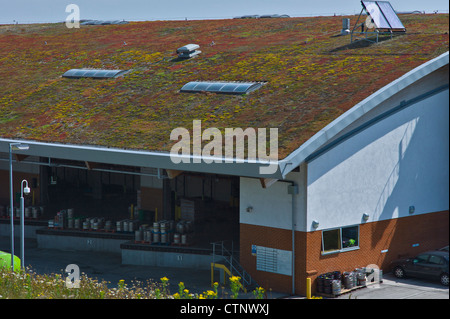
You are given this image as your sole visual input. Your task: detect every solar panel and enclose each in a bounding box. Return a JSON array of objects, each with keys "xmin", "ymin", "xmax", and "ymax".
[
  {"xmin": 62, "ymin": 69, "xmax": 127, "ymax": 79},
  {"xmin": 362, "ymin": 1, "xmax": 391, "ymax": 29},
  {"xmin": 376, "ymin": 1, "xmax": 406, "ymax": 30},
  {"xmin": 180, "ymin": 81, "xmax": 262, "ymax": 95},
  {"xmin": 361, "ymin": 1, "xmax": 406, "ymax": 31}
]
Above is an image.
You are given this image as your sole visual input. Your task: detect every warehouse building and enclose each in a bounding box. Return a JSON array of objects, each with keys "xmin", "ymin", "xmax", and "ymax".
[{"xmin": 0, "ymin": 12, "xmax": 448, "ymax": 295}]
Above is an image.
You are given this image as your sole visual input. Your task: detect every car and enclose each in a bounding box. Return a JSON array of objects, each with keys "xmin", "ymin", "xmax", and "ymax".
[
  {"xmin": 390, "ymin": 250, "xmax": 449, "ymax": 286},
  {"xmin": 439, "ymin": 246, "xmax": 449, "ymax": 252}
]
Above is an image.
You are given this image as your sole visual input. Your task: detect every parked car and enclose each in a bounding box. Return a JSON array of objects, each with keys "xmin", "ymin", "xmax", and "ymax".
[
  {"xmin": 390, "ymin": 250, "xmax": 449, "ymax": 286},
  {"xmin": 439, "ymin": 246, "xmax": 449, "ymax": 252}
]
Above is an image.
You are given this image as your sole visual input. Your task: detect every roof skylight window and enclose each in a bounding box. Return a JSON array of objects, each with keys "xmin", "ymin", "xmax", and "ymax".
[
  {"xmin": 180, "ymin": 81, "xmax": 263, "ymax": 95},
  {"xmin": 62, "ymin": 69, "xmax": 128, "ymax": 79}
]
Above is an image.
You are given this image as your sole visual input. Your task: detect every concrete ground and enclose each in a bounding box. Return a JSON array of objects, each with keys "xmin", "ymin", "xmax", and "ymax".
[{"xmin": 334, "ymin": 273, "xmax": 449, "ymax": 299}]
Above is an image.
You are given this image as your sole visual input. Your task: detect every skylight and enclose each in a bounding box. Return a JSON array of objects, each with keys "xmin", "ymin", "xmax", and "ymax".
[
  {"xmin": 62, "ymin": 69, "xmax": 128, "ymax": 79},
  {"xmin": 180, "ymin": 81, "xmax": 263, "ymax": 95}
]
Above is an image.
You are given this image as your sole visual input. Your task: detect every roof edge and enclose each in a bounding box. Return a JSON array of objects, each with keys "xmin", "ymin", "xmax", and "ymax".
[{"xmin": 0, "ymin": 138, "xmax": 284, "ymax": 179}]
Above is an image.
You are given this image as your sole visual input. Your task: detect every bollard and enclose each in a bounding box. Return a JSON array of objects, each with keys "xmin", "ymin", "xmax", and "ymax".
[{"xmin": 306, "ymin": 278, "xmax": 311, "ymax": 299}]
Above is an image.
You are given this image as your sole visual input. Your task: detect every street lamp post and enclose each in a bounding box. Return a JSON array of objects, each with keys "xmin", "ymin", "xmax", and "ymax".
[
  {"xmin": 9, "ymin": 142, "xmax": 30, "ymax": 271},
  {"xmin": 20, "ymin": 180, "xmax": 30, "ymax": 269}
]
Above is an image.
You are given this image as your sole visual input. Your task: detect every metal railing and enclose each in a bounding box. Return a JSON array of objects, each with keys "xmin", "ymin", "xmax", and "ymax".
[{"xmin": 211, "ymin": 241, "xmax": 258, "ymax": 290}]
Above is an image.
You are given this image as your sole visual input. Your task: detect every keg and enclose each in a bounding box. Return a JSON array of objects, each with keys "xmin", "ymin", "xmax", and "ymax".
[
  {"xmin": 332, "ymin": 280, "xmax": 341, "ymax": 295},
  {"xmin": 25, "ymin": 207, "xmax": 31, "ymax": 218},
  {"xmin": 174, "ymin": 233, "xmax": 181, "ymax": 244},
  {"xmin": 123, "ymin": 220, "xmax": 129, "ymax": 232},
  {"xmin": 68, "ymin": 218, "xmax": 74, "ymax": 229},
  {"xmin": 67, "ymin": 208, "xmax": 74, "ymax": 219},
  {"xmin": 153, "ymin": 231, "xmax": 160, "ymax": 243},
  {"xmin": 82, "ymin": 221, "xmax": 89, "ymax": 230},
  {"xmin": 128, "ymin": 220, "xmax": 135, "ymax": 232},
  {"xmin": 32, "ymin": 207, "xmax": 39, "ymax": 219},
  {"xmin": 176, "ymin": 222, "xmax": 185, "ymax": 234},
  {"xmin": 143, "ymin": 230, "xmax": 151, "ymax": 243},
  {"xmin": 135, "ymin": 230, "xmax": 142, "ymax": 241},
  {"xmin": 316, "ymin": 275, "xmax": 324, "ymax": 293},
  {"xmin": 48, "ymin": 220, "xmax": 54, "ymax": 228},
  {"xmin": 161, "ymin": 229, "xmax": 167, "ymax": 244},
  {"xmin": 356, "ymin": 270, "xmax": 366, "ymax": 286},
  {"xmin": 343, "ymin": 272, "xmax": 353, "ymax": 289},
  {"xmin": 181, "ymin": 234, "xmax": 187, "ymax": 245},
  {"xmin": 74, "ymin": 218, "xmax": 80, "ymax": 229}
]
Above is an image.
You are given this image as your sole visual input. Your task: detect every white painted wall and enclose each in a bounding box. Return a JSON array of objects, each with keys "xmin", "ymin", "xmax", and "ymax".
[
  {"xmin": 239, "ymin": 164, "xmax": 307, "ymax": 231},
  {"xmin": 307, "ymin": 88, "xmax": 449, "ymax": 231}
]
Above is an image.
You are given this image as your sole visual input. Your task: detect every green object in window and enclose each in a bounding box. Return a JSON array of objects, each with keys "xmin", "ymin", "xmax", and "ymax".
[{"xmin": 348, "ymin": 239, "xmax": 356, "ymax": 247}]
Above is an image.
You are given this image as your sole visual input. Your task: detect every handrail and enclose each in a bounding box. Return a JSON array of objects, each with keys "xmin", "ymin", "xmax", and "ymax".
[{"xmin": 211, "ymin": 241, "xmax": 258, "ymax": 290}]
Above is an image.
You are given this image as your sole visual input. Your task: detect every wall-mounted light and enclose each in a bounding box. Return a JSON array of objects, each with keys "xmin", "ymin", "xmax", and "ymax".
[
  {"xmin": 362, "ymin": 213, "xmax": 370, "ymax": 221},
  {"xmin": 409, "ymin": 206, "xmax": 415, "ymax": 214},
  {"xmin": 246, "ymin": 206, "xmax": 253, "ymax": 213},
  {"xmin": 312, "ymin": 220, "xmax": 319, "ymax": 229}
]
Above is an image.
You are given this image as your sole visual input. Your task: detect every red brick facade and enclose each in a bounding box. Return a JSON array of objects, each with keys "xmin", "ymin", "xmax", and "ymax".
[{"xmin": 240, "ymin": 210, "xmax": 449, "ymax": 295}]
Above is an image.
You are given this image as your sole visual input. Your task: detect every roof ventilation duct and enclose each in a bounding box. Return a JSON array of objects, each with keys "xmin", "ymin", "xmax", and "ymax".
[
  {"xmin": 341, "ymin": 18, "xmax": 351, "ymax": 35},
  {"xmin": 176, "ymin": 44, "xmax": 201, "ymax": 59}
]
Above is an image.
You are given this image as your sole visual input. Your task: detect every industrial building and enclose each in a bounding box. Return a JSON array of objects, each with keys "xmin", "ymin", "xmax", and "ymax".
[{"xmin": 0, "ymin": 10, "xmax": 448, "ymax": 295}]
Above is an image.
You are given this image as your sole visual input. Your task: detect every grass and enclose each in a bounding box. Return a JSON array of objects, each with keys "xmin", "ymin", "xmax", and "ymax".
[{"xmin": 0, "ymin": 266, "xmax": 265, "ymax": 299}]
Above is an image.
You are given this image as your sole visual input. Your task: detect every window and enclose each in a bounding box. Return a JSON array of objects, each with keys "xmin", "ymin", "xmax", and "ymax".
[
  {"xmin": 62, "ymin": 69, "xmax": 128, "ymax": 79},
  {"xmin": 429, "ymin": 255, "xmax": 444, "ymax": 265},
  {"xmin": 180, "ymin": 81, "xmax": 263, "ymax": 95},
  {"xmin": 414, "ymin": 254, "xmax": 429, "ymax": 264},
  {"xmin": 322, "ymin": 225, "xmax": 359, "ymax": 254},
  {"xmin": 322, "ymin": 229, "xmax": 340, "ymax": 253}
]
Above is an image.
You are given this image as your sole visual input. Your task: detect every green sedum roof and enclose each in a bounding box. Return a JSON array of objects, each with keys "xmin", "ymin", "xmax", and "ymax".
[{"xmin": 0, "ymin": 14, "xmax": 448, "ymax": 159}]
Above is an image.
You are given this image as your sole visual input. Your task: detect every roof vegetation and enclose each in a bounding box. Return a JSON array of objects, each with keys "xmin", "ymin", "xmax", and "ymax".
[{"xmin": 0, "ymin": 14, "xmax": 448, "ymax": 158}]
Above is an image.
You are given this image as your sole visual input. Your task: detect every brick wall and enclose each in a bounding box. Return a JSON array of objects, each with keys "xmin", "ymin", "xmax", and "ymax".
[{"xmin": 240, "ymin": 210, "xmax": 449, "ymax": 296}]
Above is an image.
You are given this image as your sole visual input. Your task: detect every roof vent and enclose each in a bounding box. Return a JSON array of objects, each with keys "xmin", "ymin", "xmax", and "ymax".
[
  {"xmin": 341, "ymin": 18, "xmax": 351, "ymax": 35},
  {"xmin": 176, "ymin": 44, "xmax": 201, "ymax": 59}
]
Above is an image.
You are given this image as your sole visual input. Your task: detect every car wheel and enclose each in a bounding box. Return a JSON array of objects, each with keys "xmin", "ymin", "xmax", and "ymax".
[
  {"xmin": 440, "ymin": 273, "xmax": 449, "ymax": 286},
  {"xmin": 393, "ymin": 266, "xmax": 405, "ymax": 279}
]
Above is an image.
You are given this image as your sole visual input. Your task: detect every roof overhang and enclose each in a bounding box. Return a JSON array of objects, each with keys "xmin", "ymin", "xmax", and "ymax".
[{"xmin": 0, "ymin": 138, "xmax": 284, "ymax": 179}]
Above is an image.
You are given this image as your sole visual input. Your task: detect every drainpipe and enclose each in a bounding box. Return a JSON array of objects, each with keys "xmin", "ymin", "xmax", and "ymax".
[{"xmin": 280, "ymin": 179, "xmax": 298, "ymax": 295}]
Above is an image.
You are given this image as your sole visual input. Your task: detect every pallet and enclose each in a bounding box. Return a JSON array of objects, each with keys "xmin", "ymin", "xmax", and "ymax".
[{"xmin": 316, "ymin": 281, "xmax": 379, "ymax": 298}]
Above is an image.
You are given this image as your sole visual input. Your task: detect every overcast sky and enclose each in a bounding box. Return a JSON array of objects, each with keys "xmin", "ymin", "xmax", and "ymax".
[{"xmin": 0, "ymin": 0, "xmax": 449, "ymax": 24}]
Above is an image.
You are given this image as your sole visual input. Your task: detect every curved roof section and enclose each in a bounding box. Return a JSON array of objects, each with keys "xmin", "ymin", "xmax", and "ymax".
[{"xmin": 0, "ymin": 14, "xmax": 448, "ymax": 163}]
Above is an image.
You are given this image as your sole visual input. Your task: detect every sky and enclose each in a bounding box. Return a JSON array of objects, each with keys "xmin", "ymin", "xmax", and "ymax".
[{"xmin": 0, "ymin": 0, "xmax": 448, "ymax": 24}]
